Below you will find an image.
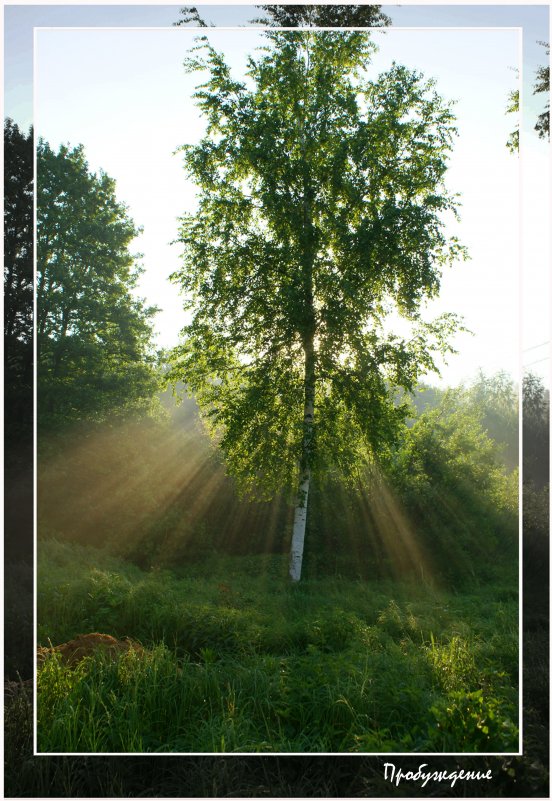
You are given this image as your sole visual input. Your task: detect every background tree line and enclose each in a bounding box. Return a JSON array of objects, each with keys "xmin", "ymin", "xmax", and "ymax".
[
  {"xmin": 37, "ymin": 140, "xmax": 161, "ymax": 431},
  {"xmin": 5, "ymin": 122, "xmax": 162, "ymax": 447}
]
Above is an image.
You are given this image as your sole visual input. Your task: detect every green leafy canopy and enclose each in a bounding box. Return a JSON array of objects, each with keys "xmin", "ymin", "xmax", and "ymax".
[
  {"xmin": 37, "ymin": 140, "xmax": 161, "ymax": 428},
  {"xmin": 169, "ymin": 31, "xmax": 467, "ymax": 498}
]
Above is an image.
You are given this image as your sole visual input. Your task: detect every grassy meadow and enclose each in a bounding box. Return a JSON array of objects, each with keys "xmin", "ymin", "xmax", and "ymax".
[
  {"xmin": 37, "ymin": 538, "xmax": 519, "ymax": 754},
  {"xmin": 34, "ymin": 380, "xmax": 524, "ymax": 756}
]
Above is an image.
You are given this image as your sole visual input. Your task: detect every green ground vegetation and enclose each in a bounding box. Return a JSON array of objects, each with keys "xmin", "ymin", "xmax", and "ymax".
[
  {"xmin": 37, "ymin": 539, "xmax": 518, "ymax": 754},
  {"xmin": 33, "ymin": 373, "xmax": 522, "ymax": 754}
]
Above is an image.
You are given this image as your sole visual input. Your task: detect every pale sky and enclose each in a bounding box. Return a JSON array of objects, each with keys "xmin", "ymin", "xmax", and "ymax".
[{"xmin": 7, "ymin": 3, "xmax": 546, "ymax": 388}]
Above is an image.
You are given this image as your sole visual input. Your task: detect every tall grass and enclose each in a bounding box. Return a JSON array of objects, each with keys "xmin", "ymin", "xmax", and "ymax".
[{"xmin": 37, "ymin": 540, "xmax": 518, "ymax": 754}]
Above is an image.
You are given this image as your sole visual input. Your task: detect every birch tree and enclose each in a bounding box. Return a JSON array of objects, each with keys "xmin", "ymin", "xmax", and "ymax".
[
  {"xmin": 255, "ymin": 4, "xmax": 391, "ymax": 27},
  {"xmin": 170, "ymin": 31, "xmax": 465, "ymax": 580}
]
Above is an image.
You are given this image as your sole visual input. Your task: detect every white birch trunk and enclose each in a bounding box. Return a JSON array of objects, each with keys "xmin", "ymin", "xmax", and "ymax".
[
  {"xmin": 289, "ymin": 374, "xmax": 314, "ymax": 582},
  {"xmin": 289, "ymin": 471, "xmax": 310, "ymax": 581}
]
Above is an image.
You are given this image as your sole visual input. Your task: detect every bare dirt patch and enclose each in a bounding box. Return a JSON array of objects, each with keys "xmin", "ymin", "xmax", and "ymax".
[{"xmin": 37, "ymin": 633, "xmax": 144, "ymax": 667}]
